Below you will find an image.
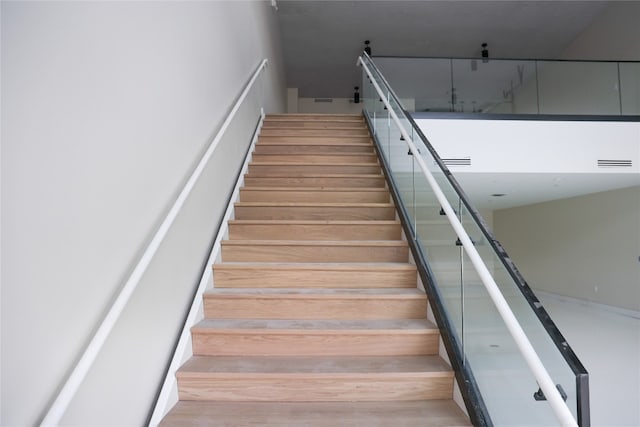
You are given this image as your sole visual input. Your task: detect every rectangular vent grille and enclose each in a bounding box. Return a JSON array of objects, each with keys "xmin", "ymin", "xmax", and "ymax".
[
  {"xmin": 597, "ymin": 159, "xmax": 633, "ymax": 168},
  {"xmin": 314, "ymin": 98, "xmax": 333, "ymax": 103},
  {"xmin": 442, "ymin": 157, "xmax": 471, "ymax": 166}
]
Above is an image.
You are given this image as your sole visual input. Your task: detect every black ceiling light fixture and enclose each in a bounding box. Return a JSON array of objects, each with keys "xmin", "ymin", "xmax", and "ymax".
[
  {"xmin": 481, "ymin": 42, "xmax": 489, "ymax": 62},
  {"xmin": 364, "ymin": 40, "xmax": 372, "ymax": 56}
]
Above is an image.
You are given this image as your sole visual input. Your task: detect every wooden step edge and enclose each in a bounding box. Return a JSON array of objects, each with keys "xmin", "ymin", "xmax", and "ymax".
[
  {"xmin": 257, "ymin": 135, "xmax": 371, "ymax": 140},
  {"xmin": 261, "ymin": 126, "xmax": 369, "ymax": 131},
  {"xmin": 234, "ymin": 202, "xmax": 395, "ymax": 208},
  {"xmin": 227, "ymin": 219, "xmax": 400, "ymax": 225},
  {"xmin": 191, "ymin": 327, "xmax": 440, "ymax": 336},
  {"xmin": 251, "ymin": 154, "xmax": 378, "ymax": 159},
  {"xmin": 265, "ymin": 114, "xmax": 363, "ymax": 119},
  {"xmin": 220, "ymin": 240, "xmax": 408, "ymax": 247},
  {"xmin": 256, "ymin": 140, "xmax": 373, "ymax": 146},
  {"xmin": 264, "ymin": 117, "xmax": 365, "ymax": 121},
  {"xmin": 204, "ymin": 292, "xmax": 427, "ymax": 300},
  {"xmin": 213, "ymin": 261, "xmax": 415, "ymax": 269},
  {"xmin": 177, "ymin": 371, "xmax": 452, "ymax": 380},
  {"xmin": 249, "ymin": 162, "xmax": 380, "ymax": 167},
  {"xmin": 240, "ymin": 187, "xmax": 388, "ymax": 192},
  {"xmin": 245, "ymin": 173, "xmax": 384, "ymax": 178}
]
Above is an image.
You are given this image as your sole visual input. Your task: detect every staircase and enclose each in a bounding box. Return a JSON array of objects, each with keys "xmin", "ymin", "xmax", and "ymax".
[{"xmin": 159, "ymin": 114, "xmax": 471, "ymax": 426}]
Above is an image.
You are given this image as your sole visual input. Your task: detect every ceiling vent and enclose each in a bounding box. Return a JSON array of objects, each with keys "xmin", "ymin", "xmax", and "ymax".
[
  {"xmin": 314, "ymin": 98, "xmax": 333, "ymax": 103},
  {"xmin": 442, "ymin": 157, "xmax": 471, "ymax": 166},
  {"xmin": 597, "ymin": 159, "xmax": 633, "ymax": 168}
]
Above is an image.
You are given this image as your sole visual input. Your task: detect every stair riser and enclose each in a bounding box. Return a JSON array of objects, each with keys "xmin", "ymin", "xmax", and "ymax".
[
  {"xmin": 254, "ymin": 144, "xmax": 374, "ymax": 154},
  {"xmin": 260, "ymin": 129, "xmax": 370, "ymax": 137},
  {"xmin": 204, "ymin": 297, "xmax": 427, "ymax": 320},
  {"xmin": 251, "ymin": 154, "xmax": 378, "ymax": 164},
  {"xmin": 221, "ymin": 244, "xmax": 409, "ymax": 263},
  {"xmin": 258, "ymin": 136, "xmax": 371, "ymax": 144},
  {"xmin": 244, "ymin": 176, "xmax": 386, "ymax": 188},
  {"xmin": 177, "ymin": 376, "xmax": 452, "ymax": 402},
  {"xmin": 233, "ymin": 206, "xmax": 396, "ymax": 221},
  {"xmin": 192, "ymin": 332, "xmax": 438, "ymax": 356},
  {"xmin": 228, "ymin": 222, "xmax": 400, "ymax": 240},
  {"xmin": 239, "ymin": 189, "xmax": 390, "ymax": 203},
  {"xmin": 248, "ymin": 164, "xmax": 381, "ymax": 175},
  {"xmin": 213, "ymin": 268, "xmax": 417, "ymax": 288}
]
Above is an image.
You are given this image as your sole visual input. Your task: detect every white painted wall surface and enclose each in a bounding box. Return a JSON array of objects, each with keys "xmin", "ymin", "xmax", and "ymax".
[
  {"xmin": 1, "ymin": 2, "xmax": 285, "ymax": 426},
  {"xmin": 562, "ymin": 2, "xmax": 640, "ymax": 61},
  {"xmin": 494, "ymin": 186, "xmax": 640, "ymax": 312},
  {"xmin": 297, "ymin": 97, "xmax": 363, "ymax": 114},
  {"xmin": 416, "ymin": 119, "xmax": 640, "ymax": 174}
]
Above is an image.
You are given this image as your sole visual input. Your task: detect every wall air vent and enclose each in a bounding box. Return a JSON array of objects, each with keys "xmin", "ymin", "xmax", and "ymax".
[
  {"xmin": 442, "ymin": 157, "xmax": 471, "ymax": 166},
  {"xmin": 597, "ymin": 159, "xmax": 633, "ymax": 168},
  {"xmin": 314, "ymin": 98, "xmax": 333, "ymax": 103}
]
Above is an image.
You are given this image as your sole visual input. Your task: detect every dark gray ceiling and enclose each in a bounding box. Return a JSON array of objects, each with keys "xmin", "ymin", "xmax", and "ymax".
[{"xmin": 276, "ymin": 0, "xmax": 611, "ymax": 98}]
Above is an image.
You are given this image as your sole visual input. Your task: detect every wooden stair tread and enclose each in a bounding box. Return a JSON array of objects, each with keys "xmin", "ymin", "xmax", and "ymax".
[
  {"xmin": 261, "ymin": 126, "xmax": 368, "ymax": 131},
  {"xmin": 241, "ymin": 186, "xmax": 387, "ymax": 192},
  {"xmin": 222, "ymin": 239, "xmax": 407, "ymax": 246},
  {"xmin": 206, "ymin": 288, "xmax": 423, "ymax": 296},
  {"xmin": 228, "ymin": 219, "xmax": 400, "ymax": 225},
  {"xmin": 260, "ymin": 130, "xmax": 370, "ymax": 135},
  {"xmin": 245, "ymin": 173, "xmax": 384, "ymax": 178},
  {"xmin": 193, "ymin": 318, "xmax": 437, "ymax": 331},
  {"xmin": 266, "ymin": 114, "xmax": 363, "ymax": 119},
  {"xmin": 211, "ymin": 262, "xmax": 418, "ymax": 289},
  {"xmin": 256, "ymin": 140, "xmax": 371, "ymax": 146},
  {"xmin": 159, "ymin": 401, "xmax": 471, "ymax": 427},
  {"xmin": 250, "ymin": 161, "xmax": 379, "ymax": 166},
  {"xmin": 214, "ymin": 261, "xmax": 414, "ymax": 270},
  {"xmin": 235, "ymin": 202, "xmax": 394, "ymax": 207},
  {"xmin": 178, "ymin": 355, "xmax": 450, "ymax": 376}
]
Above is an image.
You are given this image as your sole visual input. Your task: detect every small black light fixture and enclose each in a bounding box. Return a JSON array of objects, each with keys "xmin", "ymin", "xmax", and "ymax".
[
  {"xmin": 364, "ymin": 40, "xmax": 372, "ymax": 56},
  {"xmin": 353, "ymin": 86, "xmax": 360, "ymax": 104},
  {"xmin": 481, "ymin": 42, "xmax": 489, "ymax": 62}
]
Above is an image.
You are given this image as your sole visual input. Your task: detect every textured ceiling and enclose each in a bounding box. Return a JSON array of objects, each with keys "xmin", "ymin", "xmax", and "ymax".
[{"xmin": 276, "ymin": 0, "xmax": 611, "ymax": 98}]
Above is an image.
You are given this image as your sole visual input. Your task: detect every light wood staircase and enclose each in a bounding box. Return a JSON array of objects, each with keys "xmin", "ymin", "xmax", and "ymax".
[{"xmin": 159, "ymin": 114, "xmax": 471, "ymax": 426}]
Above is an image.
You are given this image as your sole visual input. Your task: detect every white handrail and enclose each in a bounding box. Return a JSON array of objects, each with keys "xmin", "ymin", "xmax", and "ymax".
[
  {"xmin": 40, "ymin": 58, "xmax": 269, "ymax": 427},
  {"xmin": 358, "ymin": 55, "xmax": 578, "ymax": 427}
]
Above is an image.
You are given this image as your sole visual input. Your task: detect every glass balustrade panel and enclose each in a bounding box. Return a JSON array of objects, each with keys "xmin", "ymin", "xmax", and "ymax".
[
  {"xmin": 537, "ymin": 61, "xmax": 621, "ymax": 115},
  {"xmin": 620, "ymin": 62, "xmax": 640, "ymax": 115},
  {"xmin": 451, "ymin": 59, "xmax": 538, "ymax": 114}
]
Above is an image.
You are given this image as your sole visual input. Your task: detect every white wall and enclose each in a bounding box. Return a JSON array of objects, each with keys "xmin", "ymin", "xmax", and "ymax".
[
  {"xmin": 297, "ymin": 97, "xmax": 363, "ymax": 114},
  {"xmin": 562, "ymin": 2, "xmax": 640, "ymax": 61},
  {"xmin": 1, "ymin": 2, "xmax": 285, "ymax": 426},
  {"xmin": 494, "ymin": 186, "xmax": 640, "ymax": 311},
  {"xmin": 416, "ymin": 119, "xmax": 640, "ymax": 174}
]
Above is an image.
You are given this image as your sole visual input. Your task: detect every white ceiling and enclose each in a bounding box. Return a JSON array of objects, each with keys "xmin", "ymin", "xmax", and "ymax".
[
  {"xmin": 453, "ymin": 172, "xmax": 640, "ymax": 210},
  {"xmin": 276, "ymin": 0, "xmax": 611, "ymax": 98}
]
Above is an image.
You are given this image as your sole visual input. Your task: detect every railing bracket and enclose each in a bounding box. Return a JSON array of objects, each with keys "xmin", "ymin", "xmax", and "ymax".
[{"xmin": 534, "ymin": 384, "xmax": 568, "ymax": 402}]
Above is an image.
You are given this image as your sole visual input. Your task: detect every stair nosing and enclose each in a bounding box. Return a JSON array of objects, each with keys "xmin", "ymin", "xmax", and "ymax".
[
  {"xmin": 240, "ymin": 187, "xmax": 388, "ymax": 191},
  {"xmin": 228, "ymin": 219, "xmax": 400, "ymax": 224},
  {"xmin": 193, "ymin": 318, "xmax": 436, "ymax": 329},
  {"xmin": 235, "ymin": 202, "xmax": 394, "ymax": 207},
  {"xmin": 213, "ymin": 262, "xmax": 416, "ymax": 270},
  {"xmin": 221, "ymin": 240, "xmax": 408, "ymax": 246}
]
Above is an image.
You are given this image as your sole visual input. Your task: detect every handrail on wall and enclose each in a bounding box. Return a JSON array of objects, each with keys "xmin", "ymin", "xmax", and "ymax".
[
  {"xmin": 358, "ymin": 54, "xmax": 578, "ymax": 427},
  {"xmin": 40, "ymin": 58, "xmax": 269, "ymax": 427}
]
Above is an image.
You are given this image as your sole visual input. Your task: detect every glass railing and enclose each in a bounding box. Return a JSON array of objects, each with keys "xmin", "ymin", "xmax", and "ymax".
[
  {"xmin": 373, "ymin": 56, "xmax": 640, "ymax": 116},
  {"xmin": 360, "ymin": 53, "xmax": 589, "ymax": 427}
]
